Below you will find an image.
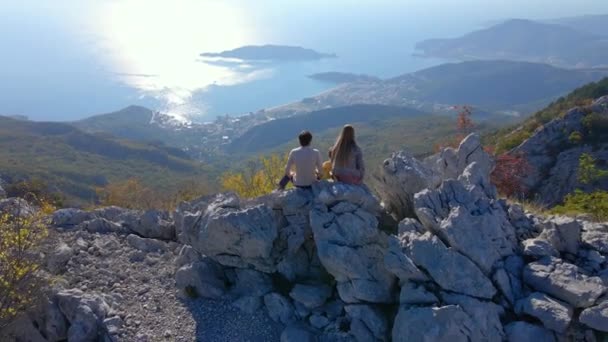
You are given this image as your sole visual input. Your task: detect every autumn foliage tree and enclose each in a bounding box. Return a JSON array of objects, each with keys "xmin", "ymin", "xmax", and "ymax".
[
  {"xmin": 455, "ymin": 105, "xmax": 474, "ymax": 138},
  {"xmin": 221, "ymin": 154, "xmax": 288, "ymax": 198},
  {"xmin": 491, "ymin": 153, "xmax": 532, "ymax": 198},
  {"xmin": 434, "ymin": 105, "xmax": 476, "ymax": 151}
]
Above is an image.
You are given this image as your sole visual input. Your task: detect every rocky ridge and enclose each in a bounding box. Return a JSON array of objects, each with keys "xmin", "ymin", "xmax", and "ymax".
[
  {"xmin": 1, "ymin": 133, "xmax": 608, "ymax": 341},
  {"xmin": 511, "ymin": 95, "xmax": 608, "ymax": 206}
]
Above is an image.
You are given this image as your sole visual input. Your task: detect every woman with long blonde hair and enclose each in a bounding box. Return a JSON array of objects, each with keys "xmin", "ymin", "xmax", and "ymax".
[{"xmin": 329, "ymin": 124, "xmax": 365, "ymax": 184}]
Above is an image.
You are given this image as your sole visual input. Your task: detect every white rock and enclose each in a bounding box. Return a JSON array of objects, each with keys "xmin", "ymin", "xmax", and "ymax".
[
  {"xmin": 374, "ymin": 150, "xmax": 441, "ymax": 220},
  {"xmin": 579, "ymin": 300, "xmax": 608, "ymax": 332},
  {"xmin": 47, "ymin": 242, "xmax": 73, "ymax": 274},
  {"xmin": 582, "ymin": 221, "xmax": 608, "ymax": 254},
  {"xmin": 127, "ymin": 209, "xmax": 175, "ymax": 240},
  {"xmin": 186, "ymin": 198, "xmax": 278, "ymax": 272},
  {"xmin": 523, "ymin": 257, "xmax": 606, "ymax": 307},
  {"xmin": 522, "ymin": 238, "xmax": 559, "ymax": 258},
  {"xmin": 515, "ymin": 292, "xmax": 573, "ymax": 333},
  {"xmin": 78, "ymin": 218, "xmax": 124, "ymax": 234},
  {"xmin": 52, "ymin": 208, "xmax": 94, "ymax": 227},
  {"xmin": 414, "ymin": 179, "xmax": 516, "ymax": 274},
  {"xmin": 406, "ymin": 232, "xmax": 496, "ymax": 299},
  {"xmin": 126, "ymin": 234, "xmax": 167, "ymax": 253},
  {"xmin": 175, "ymin": 259, "xmax": 226, "ymax": 299},
  {"xmin": 384, "ymin": 235, "xmax": 428, "ymax": 284},
  {"xmin": 310, "ymin": 194, "xmax": 397, "ymax": 303},
  {"xmin": 442, "ymin": 293, "xmax": 505, "ymax": 340}
]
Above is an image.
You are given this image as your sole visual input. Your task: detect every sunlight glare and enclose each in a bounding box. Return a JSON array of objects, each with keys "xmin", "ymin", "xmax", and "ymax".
[{"xmin": 94, "ymin": 0, "xmax": 264, "ymax": 120}]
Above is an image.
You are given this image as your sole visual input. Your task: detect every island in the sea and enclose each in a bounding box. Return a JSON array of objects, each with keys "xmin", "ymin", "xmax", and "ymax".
[
  {"xmin": 308, "ymin": 72, "xmax": 380, "ymax": 84},
  {"xmin": 200, "ymin": 44, "xmax": 336, "ymax": 61}
]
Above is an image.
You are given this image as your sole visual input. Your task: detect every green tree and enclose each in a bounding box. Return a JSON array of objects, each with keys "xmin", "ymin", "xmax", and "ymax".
[
  {"xmin": 578, "ymin": 153, "xmax": 608, "ymax": 185},
  {"xmin": 0, "ymin": 199, "xmax": 51, "ymax": 327}
]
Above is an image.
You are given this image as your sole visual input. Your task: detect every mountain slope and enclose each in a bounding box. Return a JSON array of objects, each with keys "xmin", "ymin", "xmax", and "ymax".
[
  {"xmin": 549, "ymin": 14, "xmax": 608, "ymax": 37},
  {"xmin": 226, "ymin": 104, "xmax": 428, "ymax": 154},
  {"xmin": 0, "ymin": 116, "xmax": 211, "ymax": 205},
  {"xmin": 74, "ymin": 106, "xmax": 201, "ymax": 147},
  {"xmin": 487, "ymin": 77, "xmax": 608, "ymax": 153},
  {"xmin": 265, "ymin": 60, "xmax": 608, "ymax": 118},
  {"xmin": 415, "ymin": 19, "xmax": 608, "ymax": 68}
]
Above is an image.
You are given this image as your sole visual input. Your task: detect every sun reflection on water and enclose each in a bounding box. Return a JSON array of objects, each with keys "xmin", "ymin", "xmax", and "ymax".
[{"xmin": 93, "ymin": 0, "xmax": 267, "ymax": 121}]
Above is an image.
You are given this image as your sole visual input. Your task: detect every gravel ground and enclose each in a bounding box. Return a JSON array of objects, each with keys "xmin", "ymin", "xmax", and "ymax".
[
  {"xmin": 188, "ymin": 299, "xmax": 283, "ymax": 342},
  {"xmin": 46, "ymin": 229, "xmax": 283, "ymax": 341}
]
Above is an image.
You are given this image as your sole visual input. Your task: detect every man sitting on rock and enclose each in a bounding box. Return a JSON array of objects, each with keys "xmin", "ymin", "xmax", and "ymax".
[{"xmin": 279, "ymin": 130, "xmax": 323, "ymax": 190}]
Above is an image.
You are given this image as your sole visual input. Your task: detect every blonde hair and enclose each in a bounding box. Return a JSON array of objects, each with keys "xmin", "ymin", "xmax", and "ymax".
[{"xmin": 331, "ymin": 125, "xmax": 357, "ymax": 168}]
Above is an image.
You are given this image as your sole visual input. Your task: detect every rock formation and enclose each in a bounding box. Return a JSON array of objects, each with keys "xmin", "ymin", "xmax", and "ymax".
[
  {"xmin": 511, "ymin": 95, "xmax": 608, "ymax": 206},
  {"xmin": 2, "ymin": 132, "xmax": 608, "ymax": 341}
]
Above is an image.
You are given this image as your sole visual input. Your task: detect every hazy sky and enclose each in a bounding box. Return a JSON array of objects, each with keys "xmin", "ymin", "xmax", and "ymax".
[{"xmin": 1, "ymin": 1, "xmax": 607, "ymax": 120}]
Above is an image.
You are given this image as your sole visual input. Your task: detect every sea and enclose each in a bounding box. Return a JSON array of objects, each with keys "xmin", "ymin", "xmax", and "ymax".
[{"xmin": 1, "ymin": 0, "xmax": 605, "ymax": 122}]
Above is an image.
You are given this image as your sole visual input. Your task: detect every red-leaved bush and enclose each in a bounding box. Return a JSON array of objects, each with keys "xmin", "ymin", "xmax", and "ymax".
[{"xmin": 491, "ymin": 153, "xmax": 532, "ymax": 198}]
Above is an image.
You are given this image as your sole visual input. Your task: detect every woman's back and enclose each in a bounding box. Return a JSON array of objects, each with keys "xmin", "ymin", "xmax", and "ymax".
[
  {"xmin": 331, "ymin": 145, "xmax": 365, "ymax": 183},
  {"xmin": 330, "ymin": 124, "xmax": 365, "ymax": 184}
]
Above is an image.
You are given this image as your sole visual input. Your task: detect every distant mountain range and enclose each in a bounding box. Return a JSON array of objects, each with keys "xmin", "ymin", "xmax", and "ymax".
[
  {"xmin": 200, "ymin": 45, "xmax": 336, "ymax": 62},
  {"xmin": 0, "ymin": 115, "xmax": 210, "ymax": 205},
  {"xmin": 70, "ymin": 60, "xmax": 608, "ymax": 164},
  {"xmin": 415, "ymin": 18, "xmax": 608, "ymax": 68},
  {"xmin": 265, "ymin": 60, "xmax": 608, "ymax": 118},
  {"xmin": 548, "ymin": 14, "xmax": 608, "ymax": 37}
]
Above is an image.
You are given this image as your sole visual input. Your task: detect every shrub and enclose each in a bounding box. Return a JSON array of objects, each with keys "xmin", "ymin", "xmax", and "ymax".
[
  {"xmin": 0, "ymin": 200, "xmax": 49, "ymax": 327},
  {"xmin": 221, "ymin": 154, "xmax": 288, "ymax": 198},
  {"xmin": 96, "ymin": 178, "xmax": 211, "ymax": 211},
  {"xmin": 491, "ymin": 153, "xmax": 532, "ymax": 199},
  {"xmin": 551, "ymin": 190, "xmax": 608, "ymax": 221},
  {"xmin": 568, "ymin": 131, "xmax": 583, "ymax": 145},
  {"xmin": 578, "ymin": 153, "xmax": 608, "ymax": 185},
  {"xmin": 582, "ymin": 112, "xmax": 608, "ymax": 144}
]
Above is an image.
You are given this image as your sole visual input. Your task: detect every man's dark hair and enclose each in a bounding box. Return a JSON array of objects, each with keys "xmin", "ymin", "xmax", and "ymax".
[{"xmin": 298, "ymin": 130, "xmax": 313, "ymax": 146}]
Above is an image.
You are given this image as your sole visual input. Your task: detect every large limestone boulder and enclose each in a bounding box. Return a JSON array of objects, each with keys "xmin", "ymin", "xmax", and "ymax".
[
  {"xmin": 429, "ymin": 133, "xmax": 494, "ymax": 182},
  {"xmin": 403, "ymin": 232, "xmax": 496, "ymax": 299},
  {"xmin": 523, "ymin": 257, "xmax": 606, "ymax": 307},
  {"xmin": 374, "ymin": 150, "xmax": 441, "ymax": 220},
  {"xmin": 442, "ymin": 293, "xmax": 505, "ymax": 341},
  {"xmin": 309, "ymin": 183, "xmax": 397, "ymax": 303},
  {"xmin": 0, "ymin": 197, "xmax": 36, "ymax": 217},
  {"xmin": 515, "ymin": 292, "xmax": 573, "ymax": 333},
  {"xmin": 177, "ymin": 193, "xmax": 279, "ymax": 272},
  {"xmin": 579, "ymin": 300, "xmax": 608, "ymax": 332},
  {"xmin": 415, "ymin": 179, "xmax": 516, "ymax": 274},
  {"xmin": 582, "ymin": 221, "xmax": 608, "ymax": 254},
  {"xmin": 123, "ymin": 209, "xmax": 176, "ymax": 240},
  {"xmin": 375, "ymin": 133, "xmax": 493, "ymax": 220},
  {"xmin": 175, "ymin": 258, "xmax": 226, "ymax": 298}
]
